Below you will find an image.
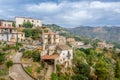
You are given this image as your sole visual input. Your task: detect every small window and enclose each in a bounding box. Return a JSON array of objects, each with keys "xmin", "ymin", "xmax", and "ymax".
[
  {"xmin": 32, "ymin": 20, "xmax": 34, "ymax": 22},
  {"xmin": 37, "ymin": 21, "xmax": 39, "ymax": 23},
  {"xmin": 21, "ymin": 34, "xmax": 23, "ymax": 37},
  {"xmin": 24, "ymin": 20, "xmax": 25, "ymax": 22},
  {"xmin": 8, "ymin": 24, "xmax": 11, "ymax": 26}
]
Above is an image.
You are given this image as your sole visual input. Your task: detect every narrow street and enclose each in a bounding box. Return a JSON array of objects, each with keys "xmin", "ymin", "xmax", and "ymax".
[
  {"xmin": 45, "ymin": 64, "xmax": 54, "ymax": 80},
  {"xmin": 9, "ymin": 52, "xmax": 34, "ymax": 80}
]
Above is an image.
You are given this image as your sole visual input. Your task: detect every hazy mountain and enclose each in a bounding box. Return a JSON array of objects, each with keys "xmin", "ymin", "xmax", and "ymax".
[{"xmin": 68, "ymin": 26, "xmax": 120, "ymax": 43}]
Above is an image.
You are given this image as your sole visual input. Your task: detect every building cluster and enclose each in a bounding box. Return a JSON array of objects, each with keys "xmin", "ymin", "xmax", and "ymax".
[
  {"xmin": 66, "ymin": 37, "xmax": 91, "ymax": 48},
  {"xmin": 41, "ymin": 31, "xmax": 73, "ymax": 72},
  {"xmin": 0, "ymin": 26, "xmax": 25, "ymax": 42},
  {"xmin": 97, "ymin": 41, "xmax": 114, "ymax": 49},
  {"xmin": 0, "ymin": 17, "xmax": 42, "ymax": 42},
  {"xmin": 0, "ymin": 17, "xmax": 73, "ymax": 72}
]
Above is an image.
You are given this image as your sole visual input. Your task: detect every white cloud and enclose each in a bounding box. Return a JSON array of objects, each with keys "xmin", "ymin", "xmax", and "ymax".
[
  {"xmin": 26, "ymin": 2, "xmax": 60, "ymax": 13},
  {"xmin": 25, "ymin": 1, "xmax": 120, "ymax": 27},
  {"xmin": 0, "ymin": 0, "xmax": 120, "ymax": 27}
]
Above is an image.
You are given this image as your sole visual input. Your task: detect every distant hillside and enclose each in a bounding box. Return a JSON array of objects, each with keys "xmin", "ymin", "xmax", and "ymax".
[
  {"xmin": 43, "ymin": 24, "xmax": 69, "ymax": 33},
  {"xmin": 44, "ymin": 24, "xmax": 93, "ymax": 40},
  {"xmin": 68, "ymin": 26, "xmax": 120, "ymax": 43}
]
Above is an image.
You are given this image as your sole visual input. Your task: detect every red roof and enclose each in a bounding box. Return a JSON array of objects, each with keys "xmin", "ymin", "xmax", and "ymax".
[
  {"xmin": 0, "ymin": 26, "xmax": 15, "ymax": 29},
  {"xmin": 41, "ymin": 54, "xmax": 59, "ymax": 60}
]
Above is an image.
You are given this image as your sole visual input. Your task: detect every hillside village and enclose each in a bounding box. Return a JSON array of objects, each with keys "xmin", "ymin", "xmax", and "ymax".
[{"xmin": 0, "ymin": 17, "xmax": 120, "ymax": 80}]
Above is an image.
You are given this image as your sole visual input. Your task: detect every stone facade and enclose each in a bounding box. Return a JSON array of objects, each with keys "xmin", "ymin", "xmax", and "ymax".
[
  {"xmin": 0, "ymin": 26, "xmax": 25, "ymax": 42},
  {"xmin": 0, "ymin": 20, "xmax": 13, "ymax": 27},
  {"xmin": 42, "ymin": 32, "xmax": 59, "ymax": 45},
  {"xmin": 59, "ymin": 36, "xmax": 66, "ymax": 45},
  {"xmin": 15, "ymin": 17, "xmax": 42, "ymax": 27}
]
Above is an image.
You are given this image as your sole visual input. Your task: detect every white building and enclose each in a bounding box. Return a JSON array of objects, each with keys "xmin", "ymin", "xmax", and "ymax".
[
  {"xmin": 0, "ymin": 26, "xmax": 25, "ymax": 42},
  {"xmin": 15, "ymin": 17, "xmax": 42, "ymax": 27},
  {"xmin": 41, "ymin": 45, "xmax": 73, "ymax": 68},
  {"xmin": 57, "ymin": 45, "xmax": 73, "ymax": 66},
  {"xmin": 0, "ymin": 20, "xmax": 13, "ymax": 27}
]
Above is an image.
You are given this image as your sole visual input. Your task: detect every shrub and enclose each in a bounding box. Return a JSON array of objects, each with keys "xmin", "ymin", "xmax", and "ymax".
[
  {"xmin": 6, "ymin": 60, "xmax": 13, "ymax": 68},
  {"xmin": 36, "ymin": 67, "xmax": 42, "ymax": 73}
]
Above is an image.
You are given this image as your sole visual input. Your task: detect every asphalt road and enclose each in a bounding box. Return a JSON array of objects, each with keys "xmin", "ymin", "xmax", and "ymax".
[{"xmin": 9, "ymin": 52, "xmax": 34, "ymax": 80}]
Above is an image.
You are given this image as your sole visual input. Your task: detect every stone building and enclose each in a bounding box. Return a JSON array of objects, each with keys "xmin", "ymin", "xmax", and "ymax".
[
  {"xmin": 0, "ymin": 26, "xmax": 25, "ymax": 42},
  {"xmin": 42, "ymin": 32, "xmax": 59, "ymax": 49},
  {"xmin": 59, "ymin": 36, "xmax": 66, "ymax": 45},
  {"xmin": 15, "ymin": 17, "xmax": 42, "ymax": 27},
  {"xmin": 41, "ymin": 31, "xmax": 73, "ymax": 78},
  {"xmin": 0, "ymin": 20, "xmax": 13, "ymax": 27}
]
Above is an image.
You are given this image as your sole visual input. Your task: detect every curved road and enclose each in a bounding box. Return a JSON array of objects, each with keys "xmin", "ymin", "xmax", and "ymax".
[{"xmin": 9, "ymin": 52, "xmax": 34, "ymax": 80}]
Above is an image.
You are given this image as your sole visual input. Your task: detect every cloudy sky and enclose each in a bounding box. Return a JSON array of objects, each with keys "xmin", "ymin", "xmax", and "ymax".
[{"xmin": 0, "ymin": 0, "xmax": 120, "ymax": 27}]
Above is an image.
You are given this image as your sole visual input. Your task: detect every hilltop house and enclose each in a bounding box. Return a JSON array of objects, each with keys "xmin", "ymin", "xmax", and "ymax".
[
  {"xmin": 15, "ymin": 17, "xmax": 42, "ymax": 27},
  {"xmin": 0, "ymin": 20, "xmax": 13, "ymax": 27}
]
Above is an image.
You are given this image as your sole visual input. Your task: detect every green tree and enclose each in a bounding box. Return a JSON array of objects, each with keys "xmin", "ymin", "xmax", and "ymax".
[
  {"xmin": 74, "ymin": 49, "xmax": 86, "ymax": 64},
  {"xmin": 31, "ymin": 28, "xmax": 41, "ymax": 40},
  {"xmin": 87, "ymin": 50, "xmax": 97, "ymax": 66},
  {"xmin": 71, "ymin": 74, "xmax": 88, "ymax": 80},
  {"xmin": 22, "ymin": 21, "xmax": 33, "ymax": 28},
  {"xmin": 72, "ymin": 63, "xmax": 90, "ymax": 80},
  {"xmin": 0, "ymin": 52, "xmax": 5, "ymax": 64},
  {"xmin": 23, "ymin": 50, "xmax": 33, "ymax": 58},
  {"xmin": 6, "ymin": 60, "xmax": 13, "ymax": 68},
  {"xmin": 95, "ymin": 59, "xmax": 114, "ymax": 80},
  {"xmin": 51, "ymin": 73, "xmax": 58, "ymax": 80},
  {"xmin": 32, "ymin": 51, "xmax": 40, "ymax": 62},
  {"xmin": 12, "ymin": 22, "xmax": 16, "ymax": 27},
  {"xmin": 23, "ymin": 28, "xmax": 32, "ymax": 37},
  {"xmin": 115, "ymin": 59, "xmax": 120, "ymax": 78}
]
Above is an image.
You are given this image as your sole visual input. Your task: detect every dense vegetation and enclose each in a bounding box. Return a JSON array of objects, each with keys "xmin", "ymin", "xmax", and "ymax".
[
  {"xmin": 23, "ymin": 50, "xmax": 40, "ymax": 62},
  {"xmin": 51, "ymin": 48, "xmax": 120, "ymax": 80},
  {"xmin": 23, "ymin": 28, "xmax": 42, "ymax": 40},
  {"xmin": 22, "ymin": 21, "xmax": 33, "ymax": 28}
]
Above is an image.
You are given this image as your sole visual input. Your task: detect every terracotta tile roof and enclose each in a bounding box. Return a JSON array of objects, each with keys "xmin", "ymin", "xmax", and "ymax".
[
  {"xmin": 58, "ymin": 45, "xmax": 72, "ymax": 50},
  {"xmin": 0, "ymin": 26, "xmax": 15, "ymax": 29},
  {"xmin": 41, "ymin": 54, "xmax": 59, "ymax": 60}
]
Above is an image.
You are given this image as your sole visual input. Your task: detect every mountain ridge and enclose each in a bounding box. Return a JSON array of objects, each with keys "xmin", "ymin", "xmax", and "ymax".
[{"xmin": 68, "ymin": 26, "xmax": 120, "ymax": 43}]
